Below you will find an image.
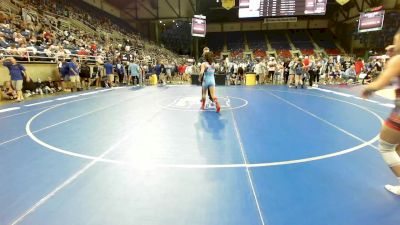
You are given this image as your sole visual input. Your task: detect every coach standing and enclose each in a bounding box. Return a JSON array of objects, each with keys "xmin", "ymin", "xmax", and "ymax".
[{"xmin": 1, "ymin": 57, "xmax": 30, "ymax": 102}]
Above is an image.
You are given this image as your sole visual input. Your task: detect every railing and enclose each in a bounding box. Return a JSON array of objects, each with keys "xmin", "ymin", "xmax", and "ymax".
[
  {"xmin": 0, "ymin": 48, "xmax": 104, "ymax": 63},
  {"xmin": 0, "ymin": 49, "xmax": 157, "ymax": 66}
]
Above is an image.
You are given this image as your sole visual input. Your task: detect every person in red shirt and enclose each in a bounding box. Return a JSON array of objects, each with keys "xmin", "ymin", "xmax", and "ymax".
[
  {"xmin": 355, "ymin": 58, "xmax": 364, "ymax": 75},
  {"xmin": 302, "ymin": 55, "xmax": 310, "ymax": 67},
  {"xmin": 78, "ymin": 48, "xmax": 88, "ymax": 58},
  {"xmin": 43, "ymin": 30, "xmax": 53, "ymax": 43},
  {"xmin": 90, "ymin": 42, "xmax": 97, "ymax": 53}
]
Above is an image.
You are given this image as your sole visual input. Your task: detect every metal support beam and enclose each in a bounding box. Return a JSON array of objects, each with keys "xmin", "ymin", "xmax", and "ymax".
[
  {"xmin": 165, "ymin": 0, "xmax": 180, "ymax": 17},
  {"xmin": 135, "ymin": 0, "xmax": 138, "ymax": 20},
  {"xmin": 352, "ymin": 0, "xmax": 361, "ymax": 12},
  {"xmin": 157, "ymin": 0, "xmax": 159, "ymax": 19},
  {"xmin": 189, "ymin": 0, "xmax": 196, "ymax": 14},
  {"xmin": 138, "ymin": 1, "xmax": 157, "ymax": 18},
  {"xmin": 338, "ymin": 7, "xmax": 348, "ymax": 21},
  {"xmin": 178, "ymin": 0, "xmax": 181, "ymax": 17},
  {"xmin": 125, "ymin": 17, "xmax": 192, "ymax": 22}
]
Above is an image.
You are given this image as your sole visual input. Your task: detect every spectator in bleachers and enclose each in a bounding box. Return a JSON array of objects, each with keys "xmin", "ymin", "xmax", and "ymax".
[
  {"xmin": 1, "ymin": 81, "xmax": 17, "ymax": 100},
  {"xmin": 0, "ymin": 33, "xmax": 10, "ymax": 48}
]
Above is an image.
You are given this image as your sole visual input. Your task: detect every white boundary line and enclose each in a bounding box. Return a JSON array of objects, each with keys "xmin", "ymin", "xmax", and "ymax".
[
  {"xmin": 266, "ymin": 91, "xmax": 379, "ymax": 150},
  {"xmin": 230, "ymin": 109, "xmax": 266, "ymax": 225},
  {"xmin": 0, "ymin": 107, "xmax": 20, "ymax": 113},
  {"xmin": 0, "ymin": 87, "xmax": 128, "ymax": 120},
  {"xmin": 9, "ymin": 129, "xmax": 134, "ymax": 225},
  {"xmin": 25, "ymin": 90, "xmax": 383, "ymax": 168},
  {"xmin": 267, "ymin": 89, "xmax": 391, "ymax": 115},
  {"xmin": 24, "ymin": 101, "xmax": 54, "ymax": 107},
  {"xmin": 10, "ymin": 90, "xmax": 175, "ymax": 225},
  {"xmin": 55, "ymin": 95, "xmax": 79, "ymax": 101},
  {"xmin": 312, "ymin": 87, "xmax": 394, "ymax": 108},
  {"xmin": 0, "ymin": 89, "xmax": 148, "ymax": 149}
]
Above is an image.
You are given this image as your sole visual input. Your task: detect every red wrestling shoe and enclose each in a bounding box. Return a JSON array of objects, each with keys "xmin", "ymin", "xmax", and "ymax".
[{"xmin": 214, "ymin": 98, "xmax": 221, "ymax": 113}]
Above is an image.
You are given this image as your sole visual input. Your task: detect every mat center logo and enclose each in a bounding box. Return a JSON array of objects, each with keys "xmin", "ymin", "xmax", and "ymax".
[{"xmin": 173, "ymin": 96, "xmax": 231, "ymax": 110}]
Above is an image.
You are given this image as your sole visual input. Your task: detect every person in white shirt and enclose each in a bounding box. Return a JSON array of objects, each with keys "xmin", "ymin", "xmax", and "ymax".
[
  {"xmin": 254, "ymin": 60, "xmax": 262, "ymax": 85},
  {"xmin": 268, "ymin": 57, "xmax": 277, "ymax": 83}
]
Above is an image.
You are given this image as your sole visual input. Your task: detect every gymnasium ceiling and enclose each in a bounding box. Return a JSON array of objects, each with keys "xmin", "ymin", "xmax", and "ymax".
[{"xmin": 106, "ymin": 0, "xmax": 398, "ymax": 23}]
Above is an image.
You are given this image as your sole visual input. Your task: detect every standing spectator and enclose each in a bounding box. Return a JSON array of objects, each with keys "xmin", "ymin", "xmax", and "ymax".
[
  {"xmin": 79, "ymin": 61, "xmax": 91, "ymax": 89},
  {"xmin": 294, "ymin": 58, "xmax": 304, "ymax": 89},
  {"xmin": 288, "ymin": 57, "xmax": 296, "ymax": 87},
  {"xmin": 58, "ymin": 57, "xmax": 69, "ymax": 91},
  {"xmin": 68, "ymin": 56, "xmax": 80, "ymax": 92},
  {"xmin": 90, "ymin": 61, "xmax": 102, "ymax": 88},
  {"xmin": 283, "ymin": 59, "xmax": 290, "ymax": 85},
  {"xmin": 116, "ymin": 60, "xmax": 126, "ymax": 85},
  {"xmin": 128, "ymin": 59, "xmax": 141, "ymax": 85},
  {"xmin": 104, "ymin": 60, "xmax": 114, "ymax": 87},
  {"xmin": 268, "ymin": 57, "xmax": 277, "ymax": 83},
  {"xmin": 1, "ymin": 57, "xmax": 30, "ymax": 101},
  {"xmin": 254, "ymin": 59, "xmax": 262, "ymax": 85},
  {"xmin": 308, "ymin": 55, "xmax": 318, "ymax": 87}
]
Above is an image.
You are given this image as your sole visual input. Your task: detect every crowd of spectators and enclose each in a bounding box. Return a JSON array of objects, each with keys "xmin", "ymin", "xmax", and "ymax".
[
  {"xmin": 0, "ymin": 0, "xmax": 190, "ymax": 102},
  {"xmin": 206, "ymin": 52, "xmax": 388, "ymax": 88}
]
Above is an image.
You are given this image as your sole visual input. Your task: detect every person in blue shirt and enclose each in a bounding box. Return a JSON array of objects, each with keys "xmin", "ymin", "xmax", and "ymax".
[
  {"xmin": 128, "ymin": 60, "xmax": 141, "ymax": 85},
  {"xmin": 68, "ymin": 57, "xmax": 81, "ymax": 92},
  {"xmin": 104, "ymin": 60, "xmax": 114, "ymax": 88},
  {"xmin": 1, "ymin": 57, "xmax": 30, "ymax": 102},
  {"xmin": 155, "ymin": 61, "xmax": 165, "ymax": 84}
]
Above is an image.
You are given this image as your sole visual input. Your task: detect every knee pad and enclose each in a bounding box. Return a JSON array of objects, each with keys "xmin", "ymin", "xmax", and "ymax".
[{"xmin": 379, "ymin": 139, "xmax": 400, "ymax": 167}]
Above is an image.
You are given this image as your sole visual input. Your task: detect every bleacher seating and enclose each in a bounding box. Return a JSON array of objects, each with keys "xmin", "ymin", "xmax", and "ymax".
[
  {"xmin": 289, "ymin": 30, "xmax": 314, "ymax": 50},
  {"xmin": 206, "ymin": 32, "xmax": 224, "ymax": 52},
  {"xmin": 309, "ymin": 29, "xmax": 341, "ymax": 55},
  {"xmin": 253, "ymin": 49, "xmax": 267, "ymax": 58},
  {"xmin": 231, "ymin": 50, "xmax": 243, "ymax": 58},
  {"xmin": 301, "ymin": 49, "xmax": 314, "ymax": 56},
  {"xmin": 226, "ymin": 32, "xmax": 244, "ymax": 51},
  {"xmin": 246, "ymin": 31, "xmax": 266, "ymax": 51},
  {"xmin": 267, "ymin": 31, "xmax": 291, "ymax": 50},
  {"xmin": 276, "ymin": 50, "xmax": 291, "ymax": 58},
  {"xmin": 310, "ymin": 29, "xmax": 337, "ymax": 49},
  {"xmin": 69, "ymin": 0, "xmax": 136, "ymax": 34},
  {"xmin": 325, "ymin": 49, "xmax": 342, "ymax": 55}
]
